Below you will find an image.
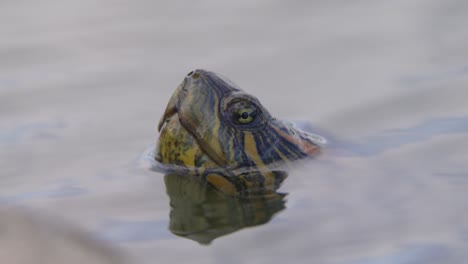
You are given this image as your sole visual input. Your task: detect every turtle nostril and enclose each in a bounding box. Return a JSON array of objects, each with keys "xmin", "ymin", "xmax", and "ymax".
[{"xmin": 186, "ymin": 70, "xmax": 200, "ymax": 79}]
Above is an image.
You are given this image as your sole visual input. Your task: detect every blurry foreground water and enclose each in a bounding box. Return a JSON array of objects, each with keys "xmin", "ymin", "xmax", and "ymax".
[{"xmin": 1, "ymin": 0, "xmax": 468, "ymax": 263}]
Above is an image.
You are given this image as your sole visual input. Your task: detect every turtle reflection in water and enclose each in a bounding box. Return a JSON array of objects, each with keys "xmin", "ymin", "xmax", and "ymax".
[{"xmin": 155, "ymin": 69, "xmax": 325, "ymax": 244}]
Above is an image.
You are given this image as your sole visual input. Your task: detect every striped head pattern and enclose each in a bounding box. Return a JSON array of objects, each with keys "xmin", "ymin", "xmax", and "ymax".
[{"xmin": 156, "ymin": 69, "xmax": 324, "ymax": 172}]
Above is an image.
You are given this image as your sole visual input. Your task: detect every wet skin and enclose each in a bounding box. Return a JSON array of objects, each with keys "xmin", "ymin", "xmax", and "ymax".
[{"xmin": 156, "ymin": 69, "xmax": 325, "ymax": 195}]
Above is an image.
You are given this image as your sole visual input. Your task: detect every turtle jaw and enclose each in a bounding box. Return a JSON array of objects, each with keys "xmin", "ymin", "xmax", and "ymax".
[
  {"xmin": 156, "ymin": 70, "xmax": 233, "ymax": 168},
  {"xmin": 156, "ymin": 111, "xmax": 219, "ymax": 168},
  {"xmin": 156, "ymin": 76, "xmax": 214, "ymax": 168}
]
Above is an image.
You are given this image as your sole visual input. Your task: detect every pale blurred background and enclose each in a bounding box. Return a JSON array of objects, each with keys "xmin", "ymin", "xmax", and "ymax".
[{"xmin": 1, "ymin": 0, "xmax": 468, "ymax": 263}]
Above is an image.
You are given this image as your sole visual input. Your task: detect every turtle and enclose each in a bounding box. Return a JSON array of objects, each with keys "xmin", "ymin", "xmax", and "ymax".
[{"xmin": 155, "ymin": 69, "xmax": 326, "ymax": 196}]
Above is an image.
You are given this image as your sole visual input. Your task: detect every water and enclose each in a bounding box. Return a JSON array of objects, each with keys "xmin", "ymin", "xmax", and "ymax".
[{"xmin": 1, "ymin": 0, "xmax": 468, "ymax": 263}]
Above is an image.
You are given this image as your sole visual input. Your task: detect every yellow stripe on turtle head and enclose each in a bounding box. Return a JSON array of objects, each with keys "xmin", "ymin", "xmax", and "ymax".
[{"xmin": 244, "ymin": 133, "xmax": 266, "ymax": 169}]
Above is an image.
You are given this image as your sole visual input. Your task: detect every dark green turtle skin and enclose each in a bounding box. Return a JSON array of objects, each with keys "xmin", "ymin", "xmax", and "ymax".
[
  {"xmin": 155, "ymin": 69, "xmax": 325, "ymax": 195},
  {"xmin": 156, "ymin": 69, "xmax": 324, "ymax": 170}
]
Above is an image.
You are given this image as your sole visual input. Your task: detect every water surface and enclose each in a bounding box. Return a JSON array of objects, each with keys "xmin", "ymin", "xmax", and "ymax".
[{"xmin": 1, "ymin": 0, "xmax": 468, "ymax": 263}]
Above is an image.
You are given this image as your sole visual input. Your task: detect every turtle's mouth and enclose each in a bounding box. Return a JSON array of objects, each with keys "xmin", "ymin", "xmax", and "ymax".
[{"xmin": 157, "ymin": 73, "xmax": 230, "ymax": 167}]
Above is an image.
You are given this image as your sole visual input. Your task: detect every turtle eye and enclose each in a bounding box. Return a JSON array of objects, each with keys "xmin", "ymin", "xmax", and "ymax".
[
  {"xmin": 229, "ymin": 100, "xmax": 259, "ymax": 126},
  {"xmin": 226, "ymin": 98, "xmax": 263, "ymax": 128},
  {"xmin": 235, "ymin": 108, "xmax": 257, "ymax": 124}
]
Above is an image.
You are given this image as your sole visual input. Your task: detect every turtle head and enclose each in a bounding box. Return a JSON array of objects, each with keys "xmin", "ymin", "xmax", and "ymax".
[{"xmin": 156, "ymin": 69, "xmax": 324, "ymax": 170}]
